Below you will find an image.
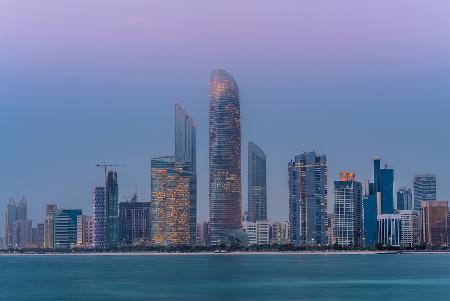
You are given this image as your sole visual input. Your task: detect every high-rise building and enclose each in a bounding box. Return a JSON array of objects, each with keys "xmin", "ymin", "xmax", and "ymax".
[
  {"xmin": 4, "ymin": 198, "xmax": 17, "ymax": 249},
  {"xmin": 271, "ymin": 221, "xmax": 290, "ymax": 244},
  {"xmin": 420, "ymin": 201, "xmax": 448, "ymax": 246},
  {"xmin": 12, "ymin": 219, "xmax": 32, "ymax": 248},
  {"xmin": 397, "ymin": 187, "xmax": 413, "ymax": 210},
  {"xmin": 209, "ymin": 69, "xmax": 242, "ymax": 245},
  {"xmin": 106, "ymin": 171, "xmax": 119, "ymax": 248},
  {"xmin": 248, "ymin": 142, "xmax": 267, "ymax": 223},
  {"xmin": 332, "ymin": 172, "xmax": 363, "ymax": 247},
  {"xmin": 288, "ymin": 152, "xmax": 328, "ymax": 246},
  {"xmin": 196, "ymin": 222, "xmax": 210, "ymax": 246},
  {"xmin": 174, "ymin": 103, "xmax": 197, "ymax": 245},
  {"xmin": 36, "ymin": 223, "xmax": 45, "ymax": 248},
  {"xmin": 363, "ymin": 195, "xmax": 377, "ymax": 246},
  {"xmin": 17, "ymin": 198, "xmax": 27, "ymax": 220},
  {"xmin": 44, "ymin": 204, "xmax": 57, "ymax": 249},
  {"xmin": 77, "ymin": 215, "xmax": 93, "ymax": 247},
  {"xmin": 118, "ymin": 195, "xmax": 151, "ymax": 245},
  {"xmin": 54, "ymin": 209, "xmax": 82, "ymax": 249},
  {"xmin": 414, "ymin": 174, "xmax": 437, "ymax": 212},
  {"xmin": 92, "ymin": 187, "xmax": 106, "ymax": 249},
  {"xmin": 399, "ymin": 210, "xmax": 420, "ymax": 247},
  {"xmin": 151, "ymin": 156, "xmax": 195, "ymax": 246}
]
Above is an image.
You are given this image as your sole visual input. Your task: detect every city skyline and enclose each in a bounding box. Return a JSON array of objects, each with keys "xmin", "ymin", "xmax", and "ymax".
[{"xmin": 2, "ymin": 1, "xmax": 450, "ymax": 232}]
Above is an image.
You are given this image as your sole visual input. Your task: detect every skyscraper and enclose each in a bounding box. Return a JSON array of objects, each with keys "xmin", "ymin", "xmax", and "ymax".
[
  {"xmin": 372, "ymin": 158, "xmax": 395, "ymax": 214},
  {"xmin": 77, "ymin": 215, "xmax": 93, "ymax": 247},
  {"xmin": 54, "ymin": 209, "xmax": 82, "ymax": 249},
  {"xmin": 4, "ymin": 198, "xmax": 17, "ymax": 249},
  {"xmin": 288, "ymin": 152, "xmax": 328, "ymax": 246},
  {"xmin": 414, "ymin": 174, "xmax": 437, "ymax": 212},
  {"xmin": 44, "ymin": 204, "xmax": 57, "ymax": 249},
  {"xmin": 174, "ymin": 103, "xmax": 197, "ymax": 245},
  {"xmin": 397, "ymin": 187, "xmax": 413, "ymax": 210},
  {"xmin": 119, "ymin": 195, "xmax": 151, "ymax": 245},
  {"xmin": 248, "ymin": 142, "xmax": 267, "ymax": 223},
  {"xmin": 92, "ymin": 187, "xmax": 106, "ymax": 249},
  {"xmin": 332, "ymin": 172, "xmax": 363, "ymax": 247},
  {"xmin": 151, "ymin": 156, "xmax": 195, "ymax": 246},
  {"xmin": 421, "ymin": 200, "xmax": 448, "ymax": 246},
  {"xmin": 209, "ymin": 69, "xmax": 242, "ymax": 245},
  {"xmin": 106, "ymin": 171, "xmax": 119, "ymax": 248}
]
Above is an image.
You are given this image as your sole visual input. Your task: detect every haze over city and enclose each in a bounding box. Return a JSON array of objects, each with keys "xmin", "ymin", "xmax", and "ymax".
[{"xmin": 2, "ymin": 0, "xmax": 450, "ymax": 231}]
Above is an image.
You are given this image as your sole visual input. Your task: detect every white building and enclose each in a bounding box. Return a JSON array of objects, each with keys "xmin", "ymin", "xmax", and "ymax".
[
  {"xmin": 377, "ymin": 214, "xmax": 402, "ymax": 246},
  {"xmin": 243, "ymin": 221, "xmax": 272, "ymax": 245},
  {"xmin": 399, "ymin": 210, "xmax": 420, "ymax": 247}
]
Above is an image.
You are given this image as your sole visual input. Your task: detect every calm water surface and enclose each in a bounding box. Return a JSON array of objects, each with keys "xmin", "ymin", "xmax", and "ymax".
[{"xmin": 1, "ymin": 254, "xmax": 449, "ymax": 300}]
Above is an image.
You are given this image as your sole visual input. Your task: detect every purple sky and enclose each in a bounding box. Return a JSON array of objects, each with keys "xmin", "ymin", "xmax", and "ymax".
[{"xmin": 1, "ymin": 1, "xmax": 450, "ymax": 228}]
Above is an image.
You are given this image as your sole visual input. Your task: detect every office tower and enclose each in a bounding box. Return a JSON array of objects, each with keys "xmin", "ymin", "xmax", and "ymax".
[
  {"xmin": 397, "ymin": 187, "xmax": 413, "ymax": 210},
  {"xmin": 44, "ymin": 204, "xmax": 57, "ymax": 249},
  {"xmin": 54, "ymin": 209, "xmax": 82, "ymax": 249},
  {"xmin": 248, "ymin": 142, "xmax": 267, "ymax": 223},
  {"xmin": 209, "ymin": 69, "xmax": 242, "ymax": 245},
  {"xmin": 151, "ymin": 156, "xmax": 195, "ymax": 246},
  {"xmin": 17, "ymin": 198, "xmax": 27, "ymax": 220},
  {"xmin": 105, "ymin": 171, "xmax": 119, "ymax": 248},
  {"xmin": 288, "ymin": 152, "xmax": 328, "ymax": 246},
  {"xmin": 196, "ymin": 222, "xmax": 210, "ymax": 246},
  {"xmin": 332, "ymin": 172, "xmax": 363, "ymax": 247},
  {"xmin": 414, "ymin": 174, "xmax": 437, "ymax": 212},
  {"xmin": 36, "ymin": 223, "xmax": 44, "ymax": 247},
  {"xmin": 118, "ymin": 195, "xmax": 151, "ymax": 245},
  {"xmin": 372, "ymin": 158, "xmax": 395, "ymax": 214},
  {"xmin": 174, "ymin": 103, "xmax": 197, "ymax": 245},
  {"xmin": 92, "ymin": 187, "xmax": 106, "ymax": 249},
  {"xmin": 9, "ymin": 197, "xmax": 32, "ymax": 249},
  {"xmin": 399, "ymin": 210, "xmax": 420, "ymax": 247},
  {"xmin": 175, "ymin": 103, "xmax": 196, "ymax": 173},
  {"xmin": 4, "ymin": 198, "xmax": 17, "ymax": 249},
  {"xmin": 377, "ymin": 214, "xmax": 402, "ymax": 246},
  {"xmin": 421, "ymin": 201, "xmax": 448, "ymax": 246},
  {"xmin": 271, "ymin": 221, "xmax": 290, "ymax": 244},
  {"xmin": 77, "ymin": 215, "xmax": 93, "ymax": 247}
]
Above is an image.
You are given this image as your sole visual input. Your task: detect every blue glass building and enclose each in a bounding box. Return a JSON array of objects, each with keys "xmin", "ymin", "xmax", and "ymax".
[
  {"xmin": 248, "ymin": 142, "xmax": 267, "ymax": 223},
  {"xmin": 106, "ymin": 171, "xmax": 119, "ymax": 248},
  {"xmin": 363, "ymin": 195, "xmax": 377, "ymax": 246},
  {"xmin": 54, "ymin": 209, "xmax": 82, "ymax": 249}
]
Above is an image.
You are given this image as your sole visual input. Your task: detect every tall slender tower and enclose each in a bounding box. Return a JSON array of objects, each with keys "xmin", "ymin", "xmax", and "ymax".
[
  {"xmin": 4, "ymin": 199, "xmax": 17, "ymax": 249},
  {"xmin": 288, "ymin": 152, "xmax": 328, "ymax": 246},
  {"xmin": 208, "ymin": 69, "xmax": 242, "ymax": 245},
  {"xmin": 44, "ymin": 204, "xmax": 57, "ymax": 249},
  {"xmin": 92, "ymin": 187, "xmax": 106, "ymax": 248},
  {"xmin": 175, "ymin": 103, "xmax": 197, "ymax": 245},
  {"xmin": 248, "ymin": 142, "xmax": 267, "ymax": 222},
  {"xmin": 105, "ymin": 171, "xmax": 119, "ymax": 248}
]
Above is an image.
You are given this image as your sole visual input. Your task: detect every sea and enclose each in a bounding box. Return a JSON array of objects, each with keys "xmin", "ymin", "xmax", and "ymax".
[{"xmin": 1, "ymin": 253, "xmax": 449, "ymax": 300}]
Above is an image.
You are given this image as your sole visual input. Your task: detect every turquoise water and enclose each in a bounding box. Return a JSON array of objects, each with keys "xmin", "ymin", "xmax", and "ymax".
[{"xmin": 1, "ymin": 254, "xmax": 450, "ymax": 300}]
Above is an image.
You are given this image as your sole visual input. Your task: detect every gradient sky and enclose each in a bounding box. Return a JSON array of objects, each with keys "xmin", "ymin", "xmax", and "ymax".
[{"xmin": 1, "ymin": 0, "xmax": 450, "ymax": 231}]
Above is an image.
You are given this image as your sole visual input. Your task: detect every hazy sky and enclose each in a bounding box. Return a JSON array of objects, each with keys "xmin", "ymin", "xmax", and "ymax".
[{"xmin": 1, "ymin": 0, "xmax": 450, "ymax": 230}]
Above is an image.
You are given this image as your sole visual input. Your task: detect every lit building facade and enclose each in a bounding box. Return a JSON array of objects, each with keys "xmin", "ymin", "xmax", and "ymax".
[
  {"xmin": 414, "ymin": 174, "xmax": 437, "ymax": 212},
  {"xmin": 209, "ymin": 69, "xmax": 242, "ymax": 245},
  {"xmin": 288, "ymin": 152, "xmax": 328, "ymax": 246},
  {"xmin": 151, "ymin": 156, "xmax": 195, "ymax": 246},
  {"xmin": 92, "ymin": 187, "xmax": 106, "ymax": 249},
  {"xmin": 118, "ymin": 195, "xmax": 151, "ymax": 245},
  {"xmin": 421, "ymin": 200, "xmax": 448, "ymax": 246},
  {"xmin": 77, "ymin": 215, "xmax": 93, "ymax": 247},
  {"xmin": 248, "ymin": 142, "xmax": 267, "ymax": 223},
  {"xmin": 332, "ymin": 172, "xmax": 363, "ymax": 247},
  {"xmin": 54, "ymin": 209, "xmax": 82, "ymax": 249}
]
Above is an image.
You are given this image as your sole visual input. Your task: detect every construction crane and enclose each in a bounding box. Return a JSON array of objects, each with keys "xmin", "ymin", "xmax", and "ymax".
[{"xmin": 96, "ymin": 162, "xmax": 125, "ymax": 182}]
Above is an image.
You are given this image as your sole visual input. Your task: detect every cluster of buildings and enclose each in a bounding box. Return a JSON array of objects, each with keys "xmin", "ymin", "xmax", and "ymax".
[{"xmin": 2, "ymin": 69, "xmax": 449, "ymax": 250}]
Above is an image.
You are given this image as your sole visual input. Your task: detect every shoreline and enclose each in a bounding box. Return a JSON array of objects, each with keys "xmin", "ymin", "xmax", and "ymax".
[{"xmin": 0, "ymin": 250, "xmax": 447, "ymax": 256}]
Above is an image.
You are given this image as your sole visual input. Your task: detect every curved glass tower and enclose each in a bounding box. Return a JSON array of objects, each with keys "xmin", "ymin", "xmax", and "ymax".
[
  {"xmin": 248, "ymin": 142, "xmax": 267, "ymax": 222},
  {"xmin": 209, "ymin": 69, "xmax": 242, "ymax": 245}
]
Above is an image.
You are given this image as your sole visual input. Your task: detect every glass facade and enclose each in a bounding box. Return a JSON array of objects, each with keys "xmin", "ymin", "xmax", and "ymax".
[
  {"xmin": 151, "ymin": 156, "xmax": 195, "ymax": 246},
  {"xmin": 175, "ymin": 103, "xmax": 197, "ymax": 245},
  {"xmin": 288, "ymin": 152, "xmax": 328, "ymax": 246},
  {"xmin": 54, "ymin": 209, "xmax": 82, "ymax": 249},
  {"xmin": 208, "ymin": 69, "xmax": 242, "ymax": 245},
  {"xmin": 106, "ymin": 171, "xmax": 119, "ymax": 248},
  {"xmin": 92, "ymin": 186, "xmax": 106, "ymax": 248},
  {"xmin": 248, "ymin": 142, "xmax": 267, "ymax": 223},
  {"xmin": 414, "ymin": 174, "xmax": 437, "ymax": 212},
  {"xmin": 363, "ymin": 195, "xmax": 377, "ymax": 246},
  {"xmin": 421, "ymin": 200, "xmax": 448, "ymax": 246},
  {"xmin": 397, "ymin": 187, "xmax": 413, "ymax": 210},
  {"xmin": 118, "ymin": 195, "xmax": 151, "ymax": 245}
]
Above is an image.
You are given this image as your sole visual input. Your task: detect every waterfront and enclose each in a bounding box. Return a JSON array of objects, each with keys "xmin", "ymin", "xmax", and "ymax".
[{"xmin": 1, "ymin": 254, "xmax": 450, "ymax": 300}]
